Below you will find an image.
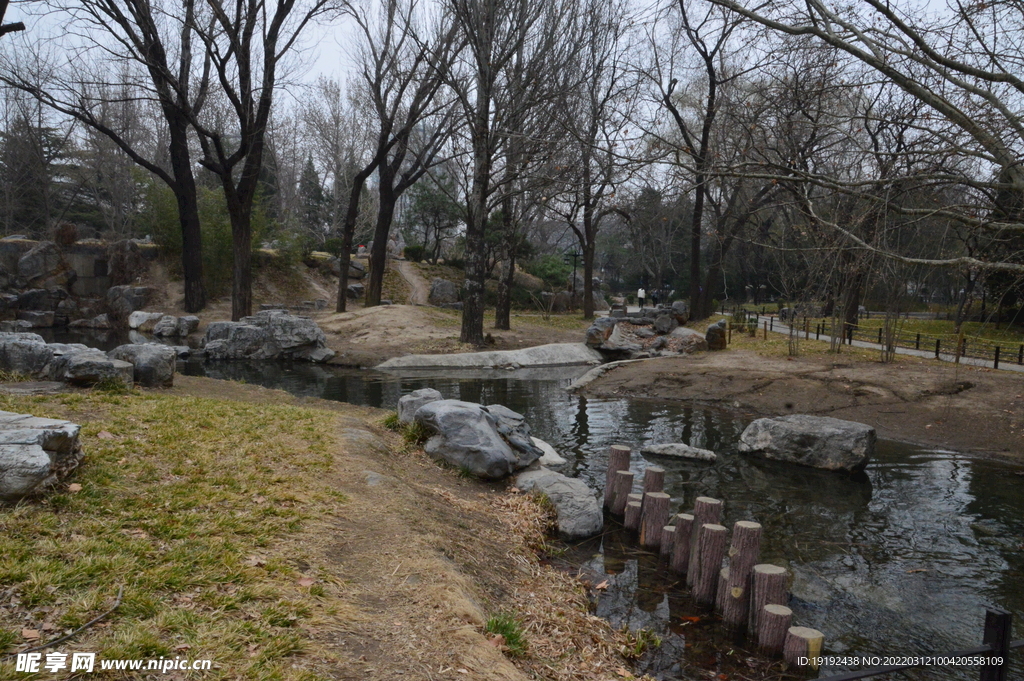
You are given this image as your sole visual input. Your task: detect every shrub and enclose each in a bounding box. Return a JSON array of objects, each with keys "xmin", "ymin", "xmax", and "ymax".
[
  {"xmin": 404, "ymin": 243, "xmax": 425, "ymax": 262},
  {"xmin": 485, "ymin": 613, "xmax": 526, "ymax": 656}
]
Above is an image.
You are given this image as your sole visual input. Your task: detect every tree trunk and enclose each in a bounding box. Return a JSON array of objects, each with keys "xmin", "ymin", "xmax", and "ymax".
[
  {"xmin": 335, "ymin": 168, "xmax": 374, "ymax": 313},
  {"xmin": 365, "ymin": 188, "xmax": 397, "ymax": 308},
  {"xmin": 494, "ymin": 253, "xmax": 515, "ymax": 330},
  {"xmin": 460, "ymin": 85, "xmax": 491, "ymax": 346},
  {"xmin": 582, "ymin": 210, "xmax": 596, "ymax": 319},
  {"xmin": 227, "ymin": 197, "xmax": 253, "ymax": 321},
  {"xmin": 167, "ymin": 116, "xmax": 206, "ymax": 313}
]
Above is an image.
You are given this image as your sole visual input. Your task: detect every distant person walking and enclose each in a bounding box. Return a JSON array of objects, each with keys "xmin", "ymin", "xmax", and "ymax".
[{"xmin": 637, "ymin": 287, "xmax": 646, "ymax": 310}]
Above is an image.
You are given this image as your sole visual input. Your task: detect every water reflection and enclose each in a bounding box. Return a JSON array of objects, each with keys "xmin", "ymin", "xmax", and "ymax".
[{"xmin": 173, "ymin": 359, "xmax": 1022, "ymax": 679}]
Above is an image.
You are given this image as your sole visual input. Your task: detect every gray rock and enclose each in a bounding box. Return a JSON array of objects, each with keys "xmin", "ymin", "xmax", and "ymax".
[
  {"xmin": 670, "ymin": 326, "xmax": 710, "ymax": 353},
  {"xmin": 0, "ymin": 410, "xmax": 83, "ymax": 503},
  {"xmin": 204, "ymin": 324, "xmax": 274, "ymax": 360},
  {"xmin": 705, "ymin": 319, "xmax": 728, "ymax": 350},
  {"xmin": 398, "ymin": 387, "xmax": 443, "ymax": 424},
  {"xmin": 641, "ymin": 443, "xmax": 717, "ymax": 461},
  {"xmin": 485, "ymin": 403, "xmax": 544, "ymax": 461},
  {"xmin": 414, "ymin": 400, "xmax": 541, "ymax": 479},
  {"xmin": 203, "ymin": 311, "xmax": 334, "ymax": 362},
  {"xmin": 347, "ymin": 283, "xmax": 365, "ymax": 299},
  {"xmin": 592, "ymin": 291, "xmax": 609, "ymax": 311},
  {"xmin": 50, "ymin": 349, "xmax": 133, "ymax": 387},
  {"xmin": 172, "ymin": 346, "xmax": 191, "ymax": 359},
  {"xmin": 177, "ymin": 316, "xmax": 199, "ymax": 336},
  {"xmin": 106, "ymin": 285, "xmax": 153, "ymax": 320},
  {"xmin": 584, "ymin": 317, "xmax": 618, "ymax": 347},
  {"xmin": 69, "ymin": 314, "xmax": 112, "ymax": 330},
  {"xmin": 635, "ymin": 328, "xmax": 656, "ymax": 339},
  {"xmin": 738, "ymin": 414, "xmax": 875, "ymax": 472},
  {"xmin": 152, "ymin": 315, "xmax": 180, "ymax": 337},
  {"xmin": 0, "ymin": 333, "xmax": 53, "ymax": 376},
  {"xmin": 0, "ymin": 320, "xmax": 33, "ymax": 333},
  {"xmin": 16, "ymin": 311, "xmax": 56, "ymax": 328},
  {"xmin": 672, "ymin": 300, "xmax": 689, "ymax": 323},
  {"xmin": 551, "ymin": 291, "xmax": 572, "ymax": 313},
  {"xmin": 515, "ymin": 467, "xmax": 602, "ymax": 539},
  {"xmin": 428, "ymin": 278, "xmax": 459, "ymax": 306},
  {"xmin": 531, "ymin": 437, "xmax": 567, "ymax": 466},
  {"xmin": 653, "ymin": 313, "xmax": 679, "ymax": 335},
  {"xmin": 17, "ymin": 288, "xmax": 65, "ymax": 311},
  {"xmin": 108, "ymin": 344, "xmax": 176, "ymax": 387},
  {"xmin": 128, "ymin": 310, "xmax": 164, "ymax": 331},
  {"xmin": 17, "ymin": 242, "xmax": 64, "ymax": 286}
]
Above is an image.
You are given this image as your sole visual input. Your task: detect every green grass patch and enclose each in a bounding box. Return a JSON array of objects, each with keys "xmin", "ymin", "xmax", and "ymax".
[
  {"xmin": 485, "ymin": 612, "xmax": 526, "ymax": 657},
  {"xmin": 0, "ymin": 391, "xmax": 344, "ymax": 679}
]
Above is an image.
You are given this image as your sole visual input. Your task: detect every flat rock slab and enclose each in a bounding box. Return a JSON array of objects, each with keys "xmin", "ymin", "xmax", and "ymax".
[
  {"xmin": 738, "ymin": 414, "xmax": 875, "ymax": 472},
  {"xmin": 641, "ymin": 442, "xmax": 716, "ymax": 461},
  {"xmin": 0, "ymin": 409, "xmax": 83, "ymax": 502},
  {"xmin": 515, "ymin": 467, "xmax": 602, "ymax": 540},
  {"xmin": 376, "ymin": 343, "xmax": 602, "ymax": 370},
  {"xmin": 0, "ymin": 381, "xmax": 68, "ymax": 395}
]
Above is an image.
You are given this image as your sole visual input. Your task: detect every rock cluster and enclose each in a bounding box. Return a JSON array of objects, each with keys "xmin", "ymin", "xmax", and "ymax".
[
  {"xmin": 202, "ymin": 310, "xmax": 335, "ymax": 363},
  {"xmin": 0, "ymin": 409, "xmax": 83, "ymax": 503},
  {"xmin": 584, "ymin": 310, "xmax": 711, "ymax": 360},
  {"xmin": 0, "ymin": 332, "xmax": 177, "ymax": 388}
]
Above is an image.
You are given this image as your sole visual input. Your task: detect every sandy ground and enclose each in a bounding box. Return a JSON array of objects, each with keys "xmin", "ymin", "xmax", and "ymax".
[{"xmin": 581, "ymin": 349, "xmax": 1024, "ymax": 457}]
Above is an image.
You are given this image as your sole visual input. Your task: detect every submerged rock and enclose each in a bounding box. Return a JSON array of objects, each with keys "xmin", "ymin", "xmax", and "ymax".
[
  {"xmin": 641, "ymin": 443, "xmax": 716, "ymax": 462},
  {"xmin": 738, "ymin": 414, "xmax": 875, "ymax": 472}
]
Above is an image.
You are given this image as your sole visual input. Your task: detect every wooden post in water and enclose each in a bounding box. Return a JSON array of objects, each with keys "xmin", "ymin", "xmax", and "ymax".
[
  {"xmin": 624, "ymin": 501, "xmax": 642, "ymax": 531},
  {"xmin": 670, "ymin": 513, "xmax": 694, "ymax": 574},
  {"xmin": 691, "ymin": 523, "xmax": 728, "ymax": 606},
  {"xmin": 640, "ymin": 492, "xmax": 671, "ymax": 548},
  {"xmin": 758, "ymin": 604, "xmax": 792, "ymax": 655},
  {"xmin": 981, "ymin": 608, "xmax": 1012, "ymax": 681},
  {"xmin": 660, "ymin": 525, "xmax": 676, "ymax": 558},
  {"xmin": 604, "ymin": 445, "xmax": 632, "ymax": 509},
  {"xmin": 687, "ymin": 497, "xmax": 723, "ymax": 587},
  {"xmin": 715, "ymin": 568, "xmax": 730, "ymax": 612},
  {"xmin": 610, "ymin": 470, "xmax": 634, "ymax": 516},
  {"xmin": 748, "ymin": 564, "xmax": 789, "ymax": 633},
  {"xmin": 640, "ymin": 466, "xmax": 665, "ymax": 515},
  {"xmin": 783, "ymin": 626, "xmax": 824, "ymax": 669},
  {"xmin": 721, "ymin": 521, "xmax": 762, "ymax": 629}
]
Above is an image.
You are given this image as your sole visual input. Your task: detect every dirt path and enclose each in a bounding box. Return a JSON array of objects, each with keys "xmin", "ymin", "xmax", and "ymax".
[
  {"xmin": 581, "ymin": 349, "xmax": 1024, "ymax": 457},
  {"xmin": 397, "ymin": 260, "xmax": 429, "ymax": 305}
]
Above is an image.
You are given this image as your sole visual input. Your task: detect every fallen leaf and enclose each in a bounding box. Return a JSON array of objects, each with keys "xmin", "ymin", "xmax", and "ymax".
[
  {"xmin": 67, "ymin": 483, "xmax": 82, "ymax": 493},
  {"xmin": 174, "ymin": 644, "xmax": 191, "ymax": 652},
  {"xmin": 22, "ymin": 629, "xmax": 39, "ymax": 640},
  {"xmin": 594, "ymin": 580, "xmax": 610, "ymax": 590},
  {"xmin": 245, "ymin": 556, "xmax": 266, "ymax": 567},
  {"xmin": 616, "ymin": 668, "xmax": 632, "ymax": 678},
  {"xmin": 457, "ymin": 670, "xmax": 469, "ymax": 675},
  {"xmin": 97, "ymin": 431, "xmax": 115, "ymax": 439},
  {"xmin": 41, "ymin": 622, "xmax": 55, "ymax": 631},
  {"xmin": 296, "ymin": 577, "xmax": 315, "ymax": 587},
  {"xmin": 487, "ymin": 634, "xmax": 505, "ymax": 647},
  {"xmin": 680, "ymin": 616, "xmax": 701, "ymax": 623}
]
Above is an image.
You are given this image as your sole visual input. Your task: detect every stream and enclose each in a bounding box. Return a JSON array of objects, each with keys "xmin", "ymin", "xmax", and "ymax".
[{"xmin": 174, "ymin": 358, "xmax": 1024, "ymax": 680}]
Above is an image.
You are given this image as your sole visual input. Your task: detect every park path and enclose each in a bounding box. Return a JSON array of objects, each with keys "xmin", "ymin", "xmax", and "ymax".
[
  {"xmin": 396, "ymin": 259, "xmax": 429, "ymax": 305},
  {"xmin": 742, "ymin": 313, "xmax": 1024, "ymax": 374}
]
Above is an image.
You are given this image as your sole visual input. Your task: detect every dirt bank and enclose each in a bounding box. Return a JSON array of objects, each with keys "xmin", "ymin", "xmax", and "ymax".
[{"xmin": 581, "ymin": 350, "xmax": 1024, "ymax": 457}]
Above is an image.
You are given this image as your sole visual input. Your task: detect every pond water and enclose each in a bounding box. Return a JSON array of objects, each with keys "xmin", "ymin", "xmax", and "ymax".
[{"xmin": 171, "ymin": 358, "xmax": 1024, "ymax": 680}]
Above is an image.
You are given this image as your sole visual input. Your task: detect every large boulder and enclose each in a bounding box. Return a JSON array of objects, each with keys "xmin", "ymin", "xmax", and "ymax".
[
  {"xmin": 592, "ymin": 291, "xmax": 610, "ymax": 312},
  {"xmin": 203, "ymin": 311, "xmax": 334, "ymax": 363},
  {"xmin": 347, "ymin": 283, "xmax": 365, "ymax": 299},
  {"xmin": 18, "ymin": 241, "xmax": 72, "ymax": 288},
  {"xmin": 670, "ymin": 326, "xmax": 710, "ymax": 353},
  {"xmin": 705, "ymin": 319, "xmax": 728, "ymax": 350},
  {"xmin": 428, "ymin": 278, "xmax": 459, "ymax": 306},
  {"xmin": 151, "ymin": 315, "xmax": 198, "ymax": 337},
  {"xmin": 0, "ymin": 333, "xmax": 52, "ymax": 377},
  {"xmin": 584, "ymin": 317, "xmax": 618, "ymax": 347},
  {"xmin": 413, "ymin": 400, "xmax": 541, "ymax": 479},
  {"xmin": 49, "ymin": 348, "xmax": 133, "ymax": 387},
  {"xmin": 653, "ymin": 312, "xmax": 679, "ymax": 335},
  {"xmin": 671, "ymin": 300, "xmax": 690, "ymax": 324},
  {"xmin": 515, "ymin": 467, "xmax": 602, "ymax": 539},
  {"xmin": 397, "ymin": 387, "xmax": 442, "ymax": 424},
  {"xmin": 68, "ymin": 314, "xmax": 112, "ymax": 330},
  {"xmin": 738, "ymin": 414, "xmax": 875, "ymax": 472},
  {"xmin": 485, "ymin": 403, "xmax": 545, "ymax": 461},
  {"xmin": 128, "ymin": 311, "xmax": 164, "ymax": 331},
  {"xmin": 106, "ymin": 285, "xmax": 153, "ymax": 321},
  {"xmin": 16, "ymin": 311, "xmax": 56, "ymax": 328},
  {"xmin": 0, "ymin": 410, "xmax": 83, "ymax": 503},
  {"xmin": 108, "ymin": 344, "xmax": 176, "ymax": 387}
]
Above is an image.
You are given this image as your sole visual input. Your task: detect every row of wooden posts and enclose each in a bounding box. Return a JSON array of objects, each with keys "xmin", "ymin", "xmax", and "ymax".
[{"xmin": 604, "ymin": 444, "xmax": 825, "ymax": 670}]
